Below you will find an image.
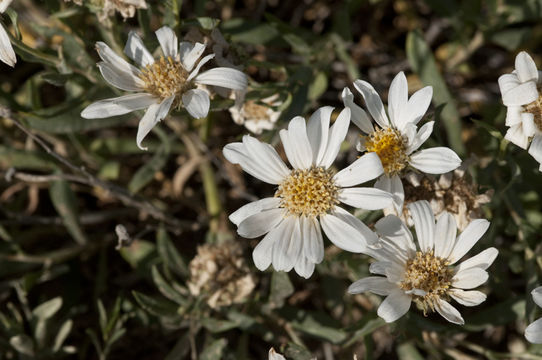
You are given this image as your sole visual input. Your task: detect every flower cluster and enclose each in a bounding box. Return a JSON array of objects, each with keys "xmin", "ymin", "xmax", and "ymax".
[{"xmin": 4, "ymin": 2, "xmax": 542, "ymax": 351}]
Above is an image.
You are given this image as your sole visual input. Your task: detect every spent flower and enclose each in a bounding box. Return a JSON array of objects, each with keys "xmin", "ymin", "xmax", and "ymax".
[
  {"xmin": 223, "ymin": 106, "xmax": 394, "ymax": 278},
  {"xmin": 348, "ymin": 200, "xmax": 497, "ymax": 324},
  {"xmin": 81, "ymin": 26, "xmax": 247, "ymax": 150},
  {"xmin": 342, "ymin": 72, "xmax": 461, "ymax": 211},
  {"xmin": 229, "ymin": 92, "xmax": 282, "ymax": 134},
  {"xmin": 498, "ymin": 51, "xmax": 542, "ymax": 171}
]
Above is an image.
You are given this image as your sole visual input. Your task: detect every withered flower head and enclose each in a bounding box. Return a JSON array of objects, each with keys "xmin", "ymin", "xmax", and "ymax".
[
  {"xmin": 187, "ymin": 241, "xmax": 256, "ymax": 309},
  {"xmin": 388, "ymin": 163, "xmax": 492, "ymax": 230}
]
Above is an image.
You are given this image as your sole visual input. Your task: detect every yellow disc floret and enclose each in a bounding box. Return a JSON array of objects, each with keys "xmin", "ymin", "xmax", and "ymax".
[
  {"xmin": 275, "ymin": 167, "xmax": 339, "ymax": 218},
  {"xmin": 363, "ymin": 127, "xmax": 409, "ymax": 176},
  {"xmin": 524, "ymin": 91, "xmax": 542, "ymax": 132},
  {"xmin": 400, "ymin": 251, "xmax": 453, "ymax": 315},
  {"xmin": 139, "ymin": 56, "xmax": 189, "ymax": 100}
]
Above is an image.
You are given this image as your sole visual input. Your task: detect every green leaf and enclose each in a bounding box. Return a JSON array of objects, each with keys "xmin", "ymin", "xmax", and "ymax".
[
  {"xmin": 200, "ymin": 338, "xmax": 227, "ymax": 360},
  {"xmin": 132, "ymin": 291, "xmax": 180, "ymax": 318},
  {"xmin": 285, "ymin": 342, "xmax": 313, "ymax": 360},
  {"xmin": 32, "ymin": 297, "xmax": 63, "ymax": 320},
  {"xmin": 308, "ymin": 71, "xmax": 328, "ymax": 101},
  {"xmin": 128, "ymin": 130, "xmax": 171, "ymax": 194},
  {"xmin": 0, "ymin": 146, "xmax": 56, "ymax": 170},
  {"xmin": 157, "ymin": 226, "xmax": 189, "ymax": 277},
  {"xmin": 22, "ymin": 100, "xmax": 130, "ymax": 134},
  {"xmin": 151, "ymin": 266, "xmax": 187, "ymax": 305},
  {"xmin": 269, "ymin": 272, "xmax": 294, "ymax": 308},
  {"xmin": 397, "ymin": 342, "xmax": 424, "ymax": 360},
  {"xmin": 9, "ymin": 334, "xmax": 35, "ymax": 356},
  {"xmin": 290, "ymin": 311, "xmax": 347, "ymax": 344},
  {"xmin": 283, "ymin": 34, "xmax": 311, "ymax": 55},
  {"xmin": 490, "ymin": 28, "xmax": 531, "ymax": 51},
  {"xmin": 53, "ymin": 319, "xmax": 73, "ymax": 352},
  {"xmin": 472, "ymin": 119, "xmax": 503, "ymax": 140},
  {"xmin": 49, "ymin": 176, "xmax": 87, "ymax": 244},
  {"xmin": 119, "ymin": 240, "xmax": 156, "ymax": 270},
  {"xmin": 344, "ymin": 317, "xmax": 386, "ymax": 347},
  {"xmin": 221, "ymin": 18, "xmax": 278, "ymax": 45},
  {"xmin": 201, "ymin": 318, "xmax": 239, "ymax": 333},
  {"xmin": 464, "ymin": 298, "xmax": 525, "ymax": 331},
  {"xmin": 406, "ymin": 30, "xmax": 465, "ymax": 156}
]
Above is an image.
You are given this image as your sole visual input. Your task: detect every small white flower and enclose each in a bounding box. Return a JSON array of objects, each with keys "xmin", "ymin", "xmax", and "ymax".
[
  {"xmin": 223, "ymin": 106, "xmax": 394, "ymax": 279},
  {"xmin": 525, "ymin": 287, "xmax": 542, "ymax": 343},
  {"xmin": 229, "ymin": 92, "xmax": 282, "ymax": 134},
  {"xmin": 81, "ymin": 26, "xmax": 248, "ymax": 150},
  {"xmin": 0, "ymin": 0, "xmax": 17, "ymax": 67},
  {"xmin": 498, "ymin": 51, "xmax": 542, "ymax": 172},
  {"xmin": 342, "ymin": 72, "xmax": 461, "ymax": 211},
  {"xmin": 348, "ymin": 200, "xmax": 497, "ymax": 325}
]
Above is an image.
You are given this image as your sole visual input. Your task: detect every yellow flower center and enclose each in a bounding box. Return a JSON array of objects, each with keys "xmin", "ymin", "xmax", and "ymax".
[
  {"xmin": 400, "ymin": 251, "xmax": 453, "ymax": 315},
  {"xmin": 243, "ymin": 100, "xmax": 271, "ymax": 121},
  {"xmin": 524, "ymin": 92, "xmax": 542, "ymax": 132},
  {"xmin": 139, "ymin": 56, "xmax": 189, "ymax": 100},
  {"xmin": 275, "ymin": 167, "xmax": 339, "ymax": 217},
  {"xmin": 363, "ymin": 127, "xmax": 409, "ymax": 176}
]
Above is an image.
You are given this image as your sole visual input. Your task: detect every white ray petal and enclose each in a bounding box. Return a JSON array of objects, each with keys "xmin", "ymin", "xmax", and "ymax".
[
  {"xmin": 195, "ymin": 67, "xmax": 248, "ymax": 90},
  {"xmin": 449, "ymin": 289, "xmax": 486, "ymax": 307},
  {"xmin": 387, "ymin": 72, "xmax": 408, "ymax": 130},
  {"xmin": 407, "ymin": 200, "xmax": 435, "ymax": 252},
  {"xmin": 348, "ymin": 277, "xmax": 396, "ymax": 296},
  {"xmin": 341, "ymin": 87, "xmax": 373, "ymax": 134},
  {"xmin": 406, "ymin": 121, "xmax": 434, "ymax": 155},
  {"xmin": 339, "ymin": 188, "xmax": 394, "ymax": 210},
  {"xmin": 306, "ymin": 106, "xmax": 332, "ymax": 165},
  {"xmin": 182, "ymin": 88, "xmax": 210, "ymax": 119},
  {"xmin": 0, "ymin": 23, "xmax": 16, "ymax": 67},
  {"xmin": 155, "ymin": 26, "xmax": 178, "ymax": 58},
  {"xmin": 180, "ymin": 42, "xmax": 205, "ymax": 71},
  {"xmin": 136, "ymin": 96, "xmax": 174, "ymax": 150},
  {"xmin": 434, "ymin": 212, "xmax": 457, "ymax": 259},
  {"xmin": 320, "ymin": 107, "xmax": 351, "ymax": 168},
  {"xmin": 409, "ymin": 147, "xmax": 462, "ymax": 174},
  {"xmin": 124, "ymin": 31, "xmax": 154, "ymax": 67},
  {"xmin": 403, "ymin": 86, "xmax": 433, "ymax": 126},
  {"xmin": 238, "ymin": 208, "xmax": 285, "ymax": 238},
  {"xmin": 97, "ymin": 62, "xmax": 145, "ymax": 91},
  {"xmin": 452, "ymin": 267, "xmax": 488, "ymax": 289},
  {"xmin": 377, "ymin": 289, "xmax": 411, "ymax": 323},
  {"xmin": 229, "ymin": 197, "xmax": 281, "ymax": 226},
  {"xmin": 448, "ymin": 219, "xmax": 490, "ymax": 264},
  {"xmin": 353, "ymin": 79, "xmax": 390, "ymax": 128},
  {"xmin": 81, "ymin": 93, "xmax": 157, "ymax": 119},
  {"xmin": 515, "ymin": 51, "xmax": 539, "ymax": 83},
  {"xmin": 435, "ymin": 298, "xmax": 464, "ymax": 325},
  {"xmin": 333, "ymin": 152, "xmax": 384, "ymax": 187},
  {"xmin": 374, "ymin": 174, "xmax": 404, "ymax": 212}
]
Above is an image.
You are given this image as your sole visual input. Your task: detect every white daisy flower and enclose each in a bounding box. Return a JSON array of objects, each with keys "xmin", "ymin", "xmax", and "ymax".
[
  {"xmin": 525, "ymin": 287, "xmax": 542, "ymax": 343},
  {"xmin": 229, "ymin": 92, "xmax": 282, "ymax": 134},
  {"xmin": 0, "ymin": 0, "xmax": 17, "ymax": 67},
  {"xmin": 348, "ymin": 200, "xmax": 498, "ymax": 325},
  {"xmin": 81, "ymin": 26, "xmax": 248, "ymax": 150},
  {"xmin": 498, "ymin": 51, "xmax": 542, "ymax": 172},
  {"xmin": 342, "ymin": 72, "xmax": 462, "ymax": 211},
  {"xmin": 223, "ymin": 106, "xmax": 394, "ymax": 279}
]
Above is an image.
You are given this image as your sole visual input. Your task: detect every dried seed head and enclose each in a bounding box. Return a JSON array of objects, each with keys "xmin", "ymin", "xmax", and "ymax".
[{"xmin": 187, "ymin": 242, "xmax": 256, "ymax": 309}]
